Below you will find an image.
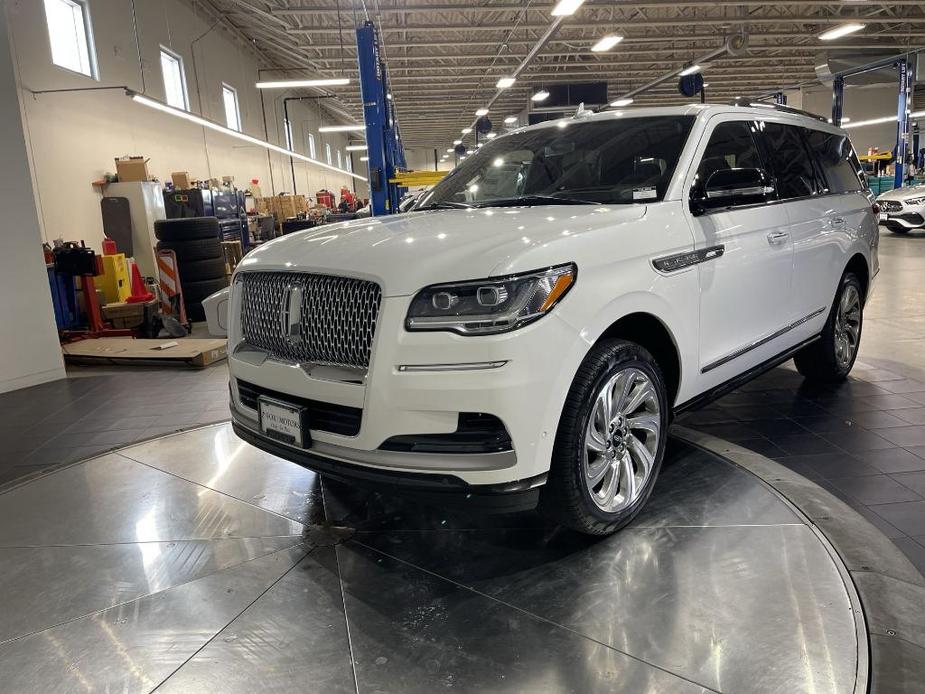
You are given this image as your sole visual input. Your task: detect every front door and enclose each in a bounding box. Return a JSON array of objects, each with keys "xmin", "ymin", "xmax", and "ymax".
[{"xmin": 683, "ymin": 118, "xmax": 794, "ymax": 391}]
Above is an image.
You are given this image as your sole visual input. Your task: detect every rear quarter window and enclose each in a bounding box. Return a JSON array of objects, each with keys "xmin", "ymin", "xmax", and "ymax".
[{"xmin": 803, "ymin": 129, "xmax": 864, "ymax": 194}]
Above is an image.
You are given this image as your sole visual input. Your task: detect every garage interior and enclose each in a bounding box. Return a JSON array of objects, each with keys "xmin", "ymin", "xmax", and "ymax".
[{"xmin": 2, "ymin": 1, "xmax": 925, "ymax": 692}]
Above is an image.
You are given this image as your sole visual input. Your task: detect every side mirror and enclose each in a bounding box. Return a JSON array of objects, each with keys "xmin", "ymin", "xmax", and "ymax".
[{"xmin": 691, "ymin": 167, "xmax": 775, "ymax": 215}]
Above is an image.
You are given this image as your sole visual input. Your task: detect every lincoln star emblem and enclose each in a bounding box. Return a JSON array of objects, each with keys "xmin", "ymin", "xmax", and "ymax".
[{"xmin": 280, "ymin": 284, "xmax": 303, "ymax": 345}]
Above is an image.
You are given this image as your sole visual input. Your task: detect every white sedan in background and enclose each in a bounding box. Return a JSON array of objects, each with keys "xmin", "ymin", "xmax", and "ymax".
[{"xmin": 878, "ymin": 184, "xmax": 925, "ymax": 233}]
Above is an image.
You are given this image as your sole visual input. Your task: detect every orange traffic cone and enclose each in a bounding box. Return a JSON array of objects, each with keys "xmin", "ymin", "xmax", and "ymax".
[{"xmin": 125, "ymin": 261, "xmax": 155, "ymax": 303}]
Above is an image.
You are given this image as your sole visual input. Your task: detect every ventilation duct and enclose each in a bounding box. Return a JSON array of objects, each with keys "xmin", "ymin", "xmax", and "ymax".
[{"xmin": 814, "ymin": 52, "xmax": 906, "ymax": 86}]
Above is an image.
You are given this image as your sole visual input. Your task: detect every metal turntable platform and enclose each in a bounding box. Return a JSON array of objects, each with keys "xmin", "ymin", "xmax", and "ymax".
[{"xmin": 0, "ymin": 423, "xmax": 868, "ymax": 693}]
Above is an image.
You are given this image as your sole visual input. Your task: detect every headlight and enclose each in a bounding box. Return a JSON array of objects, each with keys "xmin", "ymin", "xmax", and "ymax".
[
  {"xmin": 905, "ymin": 197, "xmax": 925, "ymax": 206},
  {"xmin": 406, "ymin": 264, "xmax": 576, "ymax": 335}
]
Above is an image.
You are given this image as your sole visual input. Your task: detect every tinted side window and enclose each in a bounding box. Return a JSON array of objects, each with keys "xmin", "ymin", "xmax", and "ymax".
[
  {"xmin": 761, "ymin": 123, "xmax": 823, "ymax": 199},
  {"xmin": 693, "ymin": 121, "xmax": 764, "ymax": 195},
  {"xmin": 803, "ymin": 129, "xmax": 864, "ymax": 193}
]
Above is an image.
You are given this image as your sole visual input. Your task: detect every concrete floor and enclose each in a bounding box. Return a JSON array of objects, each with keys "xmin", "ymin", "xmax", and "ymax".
[{"xmin": 2, "ymin": 227, "xmax": 925, "ymax": 575}]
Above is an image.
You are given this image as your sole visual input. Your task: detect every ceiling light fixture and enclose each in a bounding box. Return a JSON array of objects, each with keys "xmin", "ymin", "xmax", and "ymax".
[
  {"xmin": 679, "ymin": 64, "xmax": 702, "ymax": 76},
  {"xmin": 128, "ymin": 92, "xmax": 365, "ymax": 180},
  {"xmin": 486, "ymin": 132, "xmax": 497, "ymax": 139},
  {"xmin": 453, "ymin": 139, "xmax": 462, "ymax": 145},
  {"xmin": 319, "ymin": 124, "xmax": 365, "ymax": 132},
  {"xmin": 461, "ymin": 127, "xmax": 472, "ymax": 134},
  {"xmin": 255, "ymin": 78, "xmax": 350, "ymax": 89},
  {"xmin": 531, "ymin": 89, "xmax": 550, "ymax": 102},
  {"xmin": 504, "ymin": 116, "xmax": 518, "ymax": 124},
  {"xmin": 496, "ymin": 77, "xmax": 516, "ymax": 89},
  {"xmin": 591, "ymin": 35, "xmax": 624, "ymax": 52},
  {"xmin": 345, "ymin": 144, "xmax": 367, "ymax": 151},
  {"xmin": 476, "ymin": 108, "xmax": 489, "ymax": 116},
  {"xmin": 818, "ymin": 23, "xmax": 865, "ymax": 41},
  {"xmin": 551, "ymin": 0, "xmax": 586, "ymax": 16},
  {"xmin": 360, "ymin": 156, "xmax": 369, "ymax": 161},
  {"xmin": 610, "ymin": 98, "xmax": 633, "ymax": 107},
  {"xmin": 446, "ymin": 148, "xmax": 455, "ymax": 152}
]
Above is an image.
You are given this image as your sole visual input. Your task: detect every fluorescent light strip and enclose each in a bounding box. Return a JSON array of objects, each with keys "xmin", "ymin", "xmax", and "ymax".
[
  {"xmin": 319, "ymin": 124, "xmax": 365, "ymax": 132},
  {"xmin": 255, "ymin": 78, "xmax": 350, "ymax": 89},
  {"xmin": 591, "ymin": 35, "xmax": 623, "ymax": 52},
  {"xmin": 345, "ymin": 144, "xmax": 367, "ymax": 151},
  {"xmin": 130, "ymin": 93, "xmax": 366, "ymax": 181},
  {"xmin": 610, "ymin": 98, "xmax": 633, "ymax": 107},
  {"xmin": 496, "ymin": 76, "xmax": 516, "ymax": 89},
  {"xmin": 818, "ymin": 23, "xmax": 865, "ymax": 41},
  {"xmin": 531, "ymin": 90, "xmax": 550, "ymax": 102},
  {"xmin": 843, "ymin": 111, "xmax": 925, "ymax": 129},
  {"xmin": 679, "ymin": 64, "xmax": 702, "ymax": 76},
  {"xmin": 551, "ymin": 0, "xmax": 586, "ymax": 16}
]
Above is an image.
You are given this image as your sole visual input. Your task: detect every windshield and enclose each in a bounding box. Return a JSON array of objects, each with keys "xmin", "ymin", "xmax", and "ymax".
[{"xmin": 418, "ymin": 116, "xmax": 695, "ymax": 208}]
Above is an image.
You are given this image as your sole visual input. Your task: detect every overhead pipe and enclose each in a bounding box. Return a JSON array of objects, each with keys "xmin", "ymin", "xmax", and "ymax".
[
  {"xmin": 608, "ymin": 34, "xmax": 748, "ymax": 106},
  {"xmin": 461, "ymin": 16, "xmax": 567, "ymax": 141}
]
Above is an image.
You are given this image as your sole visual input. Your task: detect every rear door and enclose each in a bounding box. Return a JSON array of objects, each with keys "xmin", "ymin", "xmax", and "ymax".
[
  {"xmin": 756, "ymin": 122, "xmax": 832, "ymax": 330},
  {"xmin": 683, "ymin": 117, "xmax": 794, "ymax": 387},
  {"xmin": 796, "ymin": 128, "xmax": 870, "ymax": 318}
]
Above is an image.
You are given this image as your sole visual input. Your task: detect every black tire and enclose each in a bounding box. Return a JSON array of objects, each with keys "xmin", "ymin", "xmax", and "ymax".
[
  {"xmin": 539, "ymin": 340, "xmax": 669, "ymax": 536},
  {"xmin": 178, "ymin": 257, "xmax": 227, "ymax": 282},
  {"xmin": 183, "ymin": 277, "xmax": 229, "ymax": 304},
  {"xmin": 794, "ymin": 271, "xmax": 863, "ymax": 382},
  {"xmin": 156, "ymin": 238, "xmax": 223, "ymax": 261},
  {"xmin": 154, "ymin": 217, "xmax": 220, "ymax": 242},
  {"xmin": 182, "ymin": 277, "xmax": 228, "ymax": 323},
  {"xmin": 888, "ymin": 227, "xmax": 909, "ymax": 234}
]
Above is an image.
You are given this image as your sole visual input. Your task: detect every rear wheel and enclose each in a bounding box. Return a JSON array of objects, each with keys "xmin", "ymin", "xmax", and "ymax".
[
  {"xmin": 540, "ymin": 340, "xmax": 668, "ymax": 536},
  {"xmin": 794, "ymin": 271, "xmax": 863, "ymax": 382}
]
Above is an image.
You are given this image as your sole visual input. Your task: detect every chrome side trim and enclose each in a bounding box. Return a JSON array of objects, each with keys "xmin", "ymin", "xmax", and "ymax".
[
  {"xmin": 652, "ymin": 245, "xmax": 725, "ymax": 273},
  {"xmin": 397, "ymin": 361, "xmax": 508, "ymax": 373},
  {"xmin": 702, "ymin": 307, "xmax": 827, "ymax": 373}
]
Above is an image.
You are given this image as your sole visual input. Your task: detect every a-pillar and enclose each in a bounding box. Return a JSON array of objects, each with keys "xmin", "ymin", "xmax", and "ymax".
[{"xmin": 0, "ymin": 6, "xmax": 66, "ymax": 392}]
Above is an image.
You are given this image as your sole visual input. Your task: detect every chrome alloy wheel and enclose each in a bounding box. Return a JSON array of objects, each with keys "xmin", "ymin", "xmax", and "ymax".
[
  {"xmin": 583, "ymin": 367, "xmax": 661, "ymax": 513},
  {"xmin": 834, "ymin": 284, "xmax": 861, "ymax": 369}
]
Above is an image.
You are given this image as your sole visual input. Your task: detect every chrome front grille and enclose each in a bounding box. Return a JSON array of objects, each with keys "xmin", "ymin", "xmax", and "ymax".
[
  {"xmin": 239, "ymin": 272, "xmax": 382, "ymax": 369},
  {"xmin": 881, "ymin": 200, "xmax": 903, "ymax": 212}
]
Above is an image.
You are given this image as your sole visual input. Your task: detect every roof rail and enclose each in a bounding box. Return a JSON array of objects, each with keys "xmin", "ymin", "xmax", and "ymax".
[{"xmin": 742, "ymin": 101, "xmax": 829, "ymax": 123}]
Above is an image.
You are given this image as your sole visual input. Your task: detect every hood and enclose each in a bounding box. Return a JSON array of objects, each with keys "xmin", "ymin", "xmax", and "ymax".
[
  {"xmin": 237, "ymin": 205, "xmax": 646, "ymax": 296},
  {"xmin": 878, "ymin": 185, "xmax": 925, "ymax": 202}
]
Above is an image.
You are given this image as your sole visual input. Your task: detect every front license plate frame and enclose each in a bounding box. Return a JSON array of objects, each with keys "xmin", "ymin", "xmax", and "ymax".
[{"xmin": 258, "ymin": 396, "xmax": 310, "ymax": 448}]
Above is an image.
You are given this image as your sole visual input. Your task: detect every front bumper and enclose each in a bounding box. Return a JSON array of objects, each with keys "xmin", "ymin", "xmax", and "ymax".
[
  {"xmin": 231, "ymin": 417, "xmax": 545, "ymax": 513},
  {"xmin": 227, "ymin": 292, "xmax": 587, "ymax": 488},
  {"xmin": 880, "ymin": 203, "xmax": 925, "ymax": 230}
]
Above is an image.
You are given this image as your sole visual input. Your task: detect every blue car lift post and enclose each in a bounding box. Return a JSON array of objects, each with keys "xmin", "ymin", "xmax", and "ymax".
[
  {"xmin": 356, "ymin": 21, "xmax": 407, "ymax": 216},
  {"xmin": 830, "ymin": 55, "xmax": 914, "ymax": 188}
]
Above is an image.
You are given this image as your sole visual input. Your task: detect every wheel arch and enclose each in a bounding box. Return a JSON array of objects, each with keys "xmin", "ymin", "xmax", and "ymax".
[
  {"xmin": 594, "ymin": 312, "xmax": 682, "ymax": 407},
  {"xmin": 845, "ymin": 253, "xmax": 870, "ymax": 302}
]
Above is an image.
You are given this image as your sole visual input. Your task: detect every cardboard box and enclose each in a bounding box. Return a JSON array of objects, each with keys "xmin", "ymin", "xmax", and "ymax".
[
  {"xmin": 171, "ymin": 171, "xmax": 192, "ymax": 189},
  {"xmin": 115, "ymin": 156, "xmax": 150, "ymax": 182},
  {"xmin": 62, "ymin": 337, "xmax": 228, "ymax": 368}
]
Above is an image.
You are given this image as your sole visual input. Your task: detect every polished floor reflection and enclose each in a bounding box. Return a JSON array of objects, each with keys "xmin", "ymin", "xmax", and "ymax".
[{"xmin": 0, "ymin": 423, "xmax": 865, "ymax": 693}]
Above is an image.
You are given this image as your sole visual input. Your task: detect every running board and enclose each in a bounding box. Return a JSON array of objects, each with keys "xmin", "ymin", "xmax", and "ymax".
[{"xmin": 674, "ymin": 334, "xmax": 821, "ymax": 415}]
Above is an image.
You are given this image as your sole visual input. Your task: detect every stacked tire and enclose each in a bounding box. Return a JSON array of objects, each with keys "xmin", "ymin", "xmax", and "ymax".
[{"xmin": 154, "ymin": 217, "xmax": 228, "ymax": 322}]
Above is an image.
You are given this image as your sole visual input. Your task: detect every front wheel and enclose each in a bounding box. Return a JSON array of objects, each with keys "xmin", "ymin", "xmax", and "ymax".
[
  {"xmin": 540, "ymin": 340, "xmax": 668, "ymax": 536},
  {"xmin": 794, "ymin": 272, "xmax": 863, "ymax": 382}
]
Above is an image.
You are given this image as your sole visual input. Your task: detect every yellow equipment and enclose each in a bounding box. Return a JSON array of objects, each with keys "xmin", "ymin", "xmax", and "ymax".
[
  {"xmin": 388, "ymin": 170, "xmax": 448, "ymax": 187},
  {"xmin": 98, "ymin": 253, "xmax": 131, "ymax": 303}
]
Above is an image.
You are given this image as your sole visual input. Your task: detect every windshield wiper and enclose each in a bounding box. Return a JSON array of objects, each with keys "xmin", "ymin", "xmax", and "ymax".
[
  {"xmin": 419, "ymin": 201, "xmax": 472, "ymax": 210},
  {"xmin": 471, "ymin": 195, "xmax": 597, "ymax": 208}
]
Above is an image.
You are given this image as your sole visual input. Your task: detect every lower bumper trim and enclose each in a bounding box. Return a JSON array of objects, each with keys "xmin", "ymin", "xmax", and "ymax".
[{"xmin": 231, "ymin": 419, "xmax": 544, "ymax": 513}]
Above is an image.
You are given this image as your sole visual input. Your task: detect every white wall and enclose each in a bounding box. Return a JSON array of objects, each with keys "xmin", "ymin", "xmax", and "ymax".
[
  {"xmin": 0, "ymin": 4, "xmax": 66, "ymax": 393},
  {"xmin": 6, "ymin": 0, "xmax": 359, "ymax": 250}
]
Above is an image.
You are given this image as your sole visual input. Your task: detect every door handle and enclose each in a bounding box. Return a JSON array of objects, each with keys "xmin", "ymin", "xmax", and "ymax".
[
  {"xmin": 767, "ymin": 231, "xmax": 790, "ymax": 245},
  {"xmin": 830, "ymin": 216, "xmax": 846, "ymax": 226}
]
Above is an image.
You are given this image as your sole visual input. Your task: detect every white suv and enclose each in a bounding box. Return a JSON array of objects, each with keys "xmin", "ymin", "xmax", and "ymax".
[{"xmin": 221, "ymin": 104, "xmax": 878, "ymax": 535}]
